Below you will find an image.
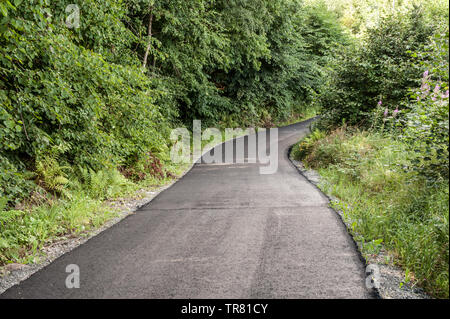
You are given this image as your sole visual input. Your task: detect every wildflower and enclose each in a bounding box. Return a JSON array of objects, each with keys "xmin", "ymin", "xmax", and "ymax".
[
  {"xmin": 393, "ymin": 107, "xmax": 399, "ymax": 117},
  {"xmin": 378, "ymin": 100, "xmax": 382, "ymax": 106},
  {"xmin": 384, "ymin": 108, "xmax": 388, "ymax": 117},
  {"xmin": 442, "ymin": 90, "xmax": 449, "ymax": 99},
  {"xmin": 421, "ymin": 83, "xmax": 430, "ymax": 92},
  {"xmin": 423, "ymin": 70, "xmax": 429, "ymax": 78},
  {"xmin": 434, "ymin": 84, "xmax": 440, "ymax": 94}
]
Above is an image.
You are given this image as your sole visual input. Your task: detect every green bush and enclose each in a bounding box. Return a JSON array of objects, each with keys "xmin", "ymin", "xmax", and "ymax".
[
  {"xmin": 0, "ymin": 1, "xmax": 170, "ymax": 204},
  {"xmin": 403, "ymin": 30, "xmax": 449, "ymax": 180},
  {"xmin": 318, "ymin": 8, "xmax": 434, "ymax": 128}
]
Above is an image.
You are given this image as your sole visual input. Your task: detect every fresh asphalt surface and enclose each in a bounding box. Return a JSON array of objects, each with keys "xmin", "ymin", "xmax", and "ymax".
[{"xmin": 1, "ymin": 118, "xmax": 373, "ymax": 298}]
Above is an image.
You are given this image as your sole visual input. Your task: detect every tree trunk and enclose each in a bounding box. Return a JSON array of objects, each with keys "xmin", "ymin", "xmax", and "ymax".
[{"xmin": 142, "ymin": 7, "xmax": 153, "ymax": 70}]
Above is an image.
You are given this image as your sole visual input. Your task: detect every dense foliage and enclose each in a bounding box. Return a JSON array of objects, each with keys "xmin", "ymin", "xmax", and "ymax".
[
  {"xmin": 0, "ymin": 0, "xmax": 172, "ymax": 205},
  {"xmin": 317, "ymin": 3, "xmax": 449, "ymax": 181},
  {"xmin": 318, "ymin": 8, "xmax": 435, "ymax": 127},
  {"xmin": 310, "ymin": 0, "xmax": 449, "ymax": 37},
  {"xmin": 403, "ymin": 31, "xmax": 449, "ymax": 180},
  {"xmin": 125, "ymin": 0, "xmax": 347, "ymax": 125},
  {"xmin": 0, "ymin": 0, "xmax": 346, "ymax": 205}
]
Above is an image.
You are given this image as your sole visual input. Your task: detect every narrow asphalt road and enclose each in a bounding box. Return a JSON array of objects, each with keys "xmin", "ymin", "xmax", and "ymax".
[{"xmin": 1, "ymin": 118, "xmax": 373, "ymax": 298}]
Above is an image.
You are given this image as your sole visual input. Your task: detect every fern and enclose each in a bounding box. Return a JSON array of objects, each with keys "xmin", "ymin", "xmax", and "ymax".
[
  {"xmin": 75, "ymin": 167, "xmax": 132, "ymax": 200},
  {"xmin": 35, "ymin": 156, "xmax": 71, "ymax": 198}
]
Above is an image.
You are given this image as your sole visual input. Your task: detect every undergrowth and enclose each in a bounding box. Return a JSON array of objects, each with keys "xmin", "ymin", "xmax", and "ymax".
[
  {"xmin": 0, "ymin": 161, "xmax": 189, "ymax": 267},
  {"xmin": 292, "ymin": 128, "xmax": 449, "ymax": 298}
]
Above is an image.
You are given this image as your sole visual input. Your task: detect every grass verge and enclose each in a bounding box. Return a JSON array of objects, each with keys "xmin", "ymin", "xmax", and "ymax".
[
  {"xmin": 0, "ymin": 127, "xmax": 247, "ymax": 269},
  {"xmin": 0, "ymin": 162, "xmax": 189, "ymax": 266},
  {"xmin": 292, "ymin": 127, "xmax": 449, "ymax": 298}
]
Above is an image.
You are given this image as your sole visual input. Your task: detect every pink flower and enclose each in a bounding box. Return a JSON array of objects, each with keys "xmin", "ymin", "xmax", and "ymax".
[
  {"xmin": 378, "ymin": 100, "xmax": 382, "ymax": 106},
  {"xmin": 421, "ymin": 83, "xmax": 430, "ymax": 92},
  {"xmin": 442, "ymin": 90, "xmax": 449, "ymax": 99},
  {"xmin": 393, "ymin": 107, "xmax": 399, "ymax": 117},
  {"xmin": 434, "ymin": 85, "xmax": 440, "ymax": 94},
  {"xmin": 423, "ymin": 70, "xmax": 429, "ymax": 78},
  {"xmin": 384, "ymin": 108, "xmax": 389, "ymax": 117}
]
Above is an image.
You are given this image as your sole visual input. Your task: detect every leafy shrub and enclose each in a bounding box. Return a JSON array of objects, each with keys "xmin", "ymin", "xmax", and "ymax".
[
  {"xmin": 0, "ymin": 156, "xmax": 35, "ymax": 205},
  {"xmin": 402, "ymin": 30, "xmax": 449, "ymax": 180},
  {"xmin": 318, "ymin": 8, "xmax": 434, "ymax": 128},
  {"xmin": 0, "ymin": 1, "xmax": 170, "ymax": 204}
]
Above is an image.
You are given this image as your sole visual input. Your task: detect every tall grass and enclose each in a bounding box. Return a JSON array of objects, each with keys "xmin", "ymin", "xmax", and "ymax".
[
  {"xmin": 0, "ymin": 195, "xmax": 113, "ymax": 265},
  {"xmin": 0, "ymin": 162, "xmax": 189, "ymax": 267},
  {"xmin": 293, "ymin": 128, "xmax": 449, "ymax": 298}
]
